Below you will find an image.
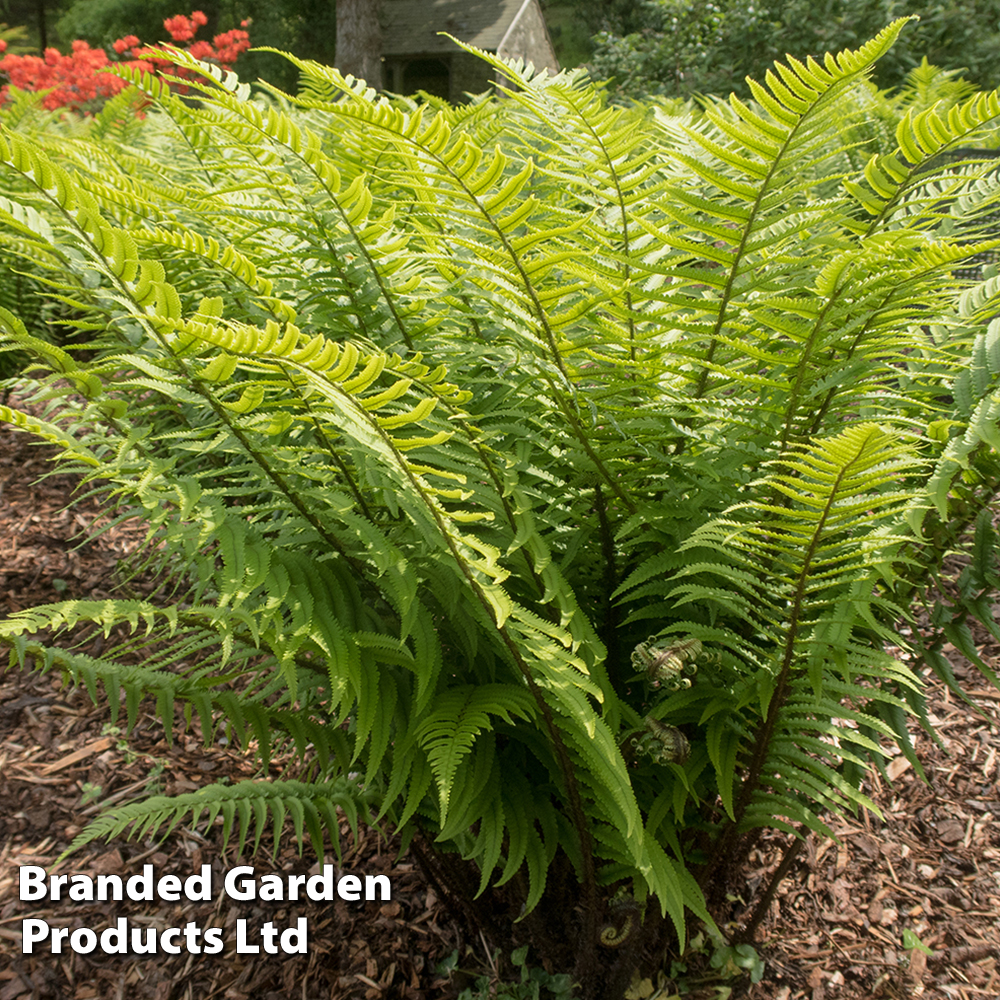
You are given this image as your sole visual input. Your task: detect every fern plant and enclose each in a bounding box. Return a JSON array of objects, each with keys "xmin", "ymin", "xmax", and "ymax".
[{"xmin": 2, "ymin": 21, "xmax": 1000, "ymax": 997}]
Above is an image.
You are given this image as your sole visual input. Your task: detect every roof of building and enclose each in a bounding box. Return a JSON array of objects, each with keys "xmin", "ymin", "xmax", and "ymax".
[{"xmin": 381, "ymin": 0, "xmax": 529, "ymax": 56}]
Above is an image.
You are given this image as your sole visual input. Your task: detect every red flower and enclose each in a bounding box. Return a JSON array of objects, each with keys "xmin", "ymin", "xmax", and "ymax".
[
  {"xmin": 0, "ymin": 11, "xmax": 250, "ymax": 114},
  {"xmin": 187, "ymin": 40, "xmax": 214, "ymax": 60},
  {"xmin": 163, "ymin": 15, "xmax": 194, "ymax": 41},
  {"xmin": 212, "ymin": 29, "xmax": 250, "ymax": 64}
]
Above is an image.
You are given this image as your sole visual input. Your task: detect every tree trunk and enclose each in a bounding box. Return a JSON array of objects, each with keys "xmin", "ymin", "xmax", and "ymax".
[
  {"xmin": 335, "ymin": 0, "xmax": 383, "ymax": 89},
  {"xmin": 37, "ymin": 0, "xmax": 48, "ymax": 50}
]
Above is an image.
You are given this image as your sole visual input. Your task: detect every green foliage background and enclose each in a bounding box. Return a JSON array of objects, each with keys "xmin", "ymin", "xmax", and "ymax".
[
  {"xmin": 589, "ymin": 0, "xmax": 1000, "ymax": 100},
  {"xmin": 2, "ymin": 19, "xmax": 1000, "ymax": 996}
]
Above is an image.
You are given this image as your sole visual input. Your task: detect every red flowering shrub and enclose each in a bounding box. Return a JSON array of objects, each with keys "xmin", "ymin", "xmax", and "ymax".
[
  {"xmin": 212, "ymin": 29, "xmax": 251, "ymax": 65},
  {"xmin": 112, "ymin": 36, "xmax": 140, "ymax": 55},
  {"xmin": 0, "ymin": 11, "xmax": 250, "ymax": 113},
  {"xmin": 162, "ymin": 15, "xmax": 196, "ymax": 42}
]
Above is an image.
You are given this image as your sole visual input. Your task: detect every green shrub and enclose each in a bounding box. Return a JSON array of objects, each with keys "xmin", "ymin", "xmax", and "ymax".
[
  {"xmin": 2, "ymin": 21, "xmax": 1000, "ymax": 998},
  {"xmin": 590, "ymin": 0, "xmax": 1000, "ymax": 100}
]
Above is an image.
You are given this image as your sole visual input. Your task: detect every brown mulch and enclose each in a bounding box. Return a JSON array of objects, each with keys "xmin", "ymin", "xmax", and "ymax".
[
  {"xmin": 741, "ymin": 667, "xmax": 1000, "ymax": 1000},
  {"xmin": 0, "ymin": 425, "xmax": 465, "ymax": 999},
  {"xmin": 0, "ymin": 421, "xmax": 998, "ymax": 999}
]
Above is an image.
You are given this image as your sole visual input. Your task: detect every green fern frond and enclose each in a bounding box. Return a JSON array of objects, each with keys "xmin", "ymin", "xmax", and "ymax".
[
  {"xmin": 59, "ymin": 779, "xmax": 368, "ymax": 864},
  {"xmin": 3, "ymin": 23, "xmax": 1000, "ymax": 963}
]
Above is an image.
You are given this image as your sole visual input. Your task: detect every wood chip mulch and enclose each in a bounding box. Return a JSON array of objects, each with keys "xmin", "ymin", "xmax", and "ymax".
[
  {"xmin": 741, "ymin": 664, "xmax": 1000, "ymax": 1000},
  {"xmin": 0, "ymin": 421, "xmax": 998, "ymax": 1000}
]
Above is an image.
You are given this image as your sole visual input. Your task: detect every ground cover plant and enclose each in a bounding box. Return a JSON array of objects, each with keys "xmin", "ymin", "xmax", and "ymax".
[{"xmin": 2, "ymin": 18, "xmax": 1000, "ymax": 997}]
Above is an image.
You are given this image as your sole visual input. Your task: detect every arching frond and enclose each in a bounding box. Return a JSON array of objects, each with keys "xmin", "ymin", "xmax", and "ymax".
[{"xmin": 2, "ymin": 25, "xmax": 1000, "ymax": 961}]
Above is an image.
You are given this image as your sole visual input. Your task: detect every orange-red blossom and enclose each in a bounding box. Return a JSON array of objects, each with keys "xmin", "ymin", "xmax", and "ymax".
[{"xmin": 0, "ymin": 11, "xmax": 250, "ymax": 112}]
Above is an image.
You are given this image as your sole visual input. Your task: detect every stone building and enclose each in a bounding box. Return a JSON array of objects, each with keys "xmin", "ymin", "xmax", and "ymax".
[{"xmin": 381, "ymin": 0, "xmax": 559, "ymax": 101}]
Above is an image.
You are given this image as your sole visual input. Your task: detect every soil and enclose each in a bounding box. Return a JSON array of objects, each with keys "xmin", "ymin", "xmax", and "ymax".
[{"xmin": 0, "ymin": 421, "xmax": 998, "ymax": 1000}]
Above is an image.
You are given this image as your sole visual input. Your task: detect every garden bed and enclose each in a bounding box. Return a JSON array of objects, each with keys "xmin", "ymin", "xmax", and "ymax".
[{"xmin": 0, "ymin": 422, "xmax": 997, "ymax": 1000}]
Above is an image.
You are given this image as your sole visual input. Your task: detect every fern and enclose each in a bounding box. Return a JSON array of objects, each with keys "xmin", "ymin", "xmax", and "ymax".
[
  {"xmin": 60, "ymin": 779, "xmax": 368, "ymax": 864},
  {"xmin": 2, "ymin": 25, "xmax": 1000, "ymax": 999}
]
